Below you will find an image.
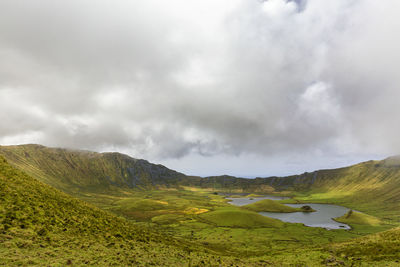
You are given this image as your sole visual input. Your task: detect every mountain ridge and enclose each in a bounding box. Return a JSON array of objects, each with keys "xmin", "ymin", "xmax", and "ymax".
[
  {"xmin": 0, "ymin": 144, "xmax": 190, "ymax": 194},
  {"xmin": 2, "ymin": 144, "xmax": 400, "ymax": 265},
  {"xmin": 2, "ymin": 144, "xmax": 400, "ymax": 220}
]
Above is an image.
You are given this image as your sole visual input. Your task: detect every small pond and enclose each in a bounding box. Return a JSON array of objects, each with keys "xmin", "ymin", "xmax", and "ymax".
[{"xmin": 227, "ymin": 196, "xmax": 351, "ymax": 230}]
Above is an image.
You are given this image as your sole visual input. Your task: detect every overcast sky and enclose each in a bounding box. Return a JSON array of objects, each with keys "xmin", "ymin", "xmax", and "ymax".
[{"xmin": 0, "ymin": 0, "xmax": 399, "ymax": 177}]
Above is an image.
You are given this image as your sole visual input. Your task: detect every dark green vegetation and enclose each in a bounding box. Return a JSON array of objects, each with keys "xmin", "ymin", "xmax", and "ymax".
[
  {"xmin": 1, "ymin": 144, "xmax": 400, "ymax": 266},
  {"xmin": 241, "ymin": 199, "xmax": 314, "ymax": 213}
]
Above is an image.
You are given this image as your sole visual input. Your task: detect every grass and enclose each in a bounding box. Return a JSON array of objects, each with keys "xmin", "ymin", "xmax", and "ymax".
[
  {"xmin": 270, "ymin": 158, "xmax": 400, "ymax": 223},
  {"xmin": 335, "ymin": 210, "xmax": 382, "ymax": 226},
  {"xmin": 0, "ymin": 156, "xmax": 260, "ymax": 266},
  {"xmin": 330, "ymin": 227, "xmax": 400, "ymax": 265},
  {"xmin": 0, "ymin": 155, "xmax": 362, "ymax": 266},
  {"xmin": 198, "ymin": 207, "xmax": 284, "ymax": 228},
  {"xmin": 151, "ymin": 214, "xmax": 188, "ymax": 225},
  {"xmin": 241, "ymin": 199, "xmax": 313, "ymax": 213},
  {"xmin": 2, "ymin": 144, "xmax": 400, "ymax": 265},
  {"xmin": 0, "ymin": 144, "xmax": 188, "ymax": 195},
  {"xmin": 70, "ymin": 187, "xmax": 394, "ymax": 262}
]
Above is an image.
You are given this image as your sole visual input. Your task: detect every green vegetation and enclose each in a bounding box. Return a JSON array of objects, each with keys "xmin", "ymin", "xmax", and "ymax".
[
  {"xmin": 242, "ymin": 199, "xmax": 314, "ymax": 213},
  {"xmin": 198, "ymin": 207, "xmax": 283, "ymax": 228},
  {"xmin": 335, "ymin": 210, "xmax": 382, "ymax": 226},
  {"xmin": 0, "ymin": 144, "xmax": 188, "ymax": 195},
  {"xmin": 331, "ymin": 227, "xmax": 400, "ymax": 265},
  {"xmin": 3, "ymin": 144, "xmax": 400, "ymax": 223},
  {"xmin": 267, "ymin": 158, "xmax": 400, "ymax": 223},
  {"xmin": 151, "ymin": 214, "xmax": 188, "ymax": 225},
  {"xmin": 2, "ymin": 144, "xmax": 400, "ymax": 266},
  {"xmin": 226, "ymin": 194, "xmax": 245, "ymax": 198},
  {"xmin": 0, "ymin": 156, "xmax": 254, "ymax": 266}
]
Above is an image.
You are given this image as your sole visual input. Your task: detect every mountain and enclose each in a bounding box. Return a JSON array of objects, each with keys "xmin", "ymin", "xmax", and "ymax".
[
  {"xmin": 0, "ymin": 144, "xmax": 189, "ymax": 194},
  {"xmin": 0, "ymin": 155, "xmax": 253, "ymax": 266},
  {"xmin": 186, "ymin": 159, "xmax": 400, "ymax": 220},
  {"xmin": 2, "ymin": 144, "xmax": 400, "ymax": 220},
  {"xmin": 264, "ymin": 157, "xmax": 400, "ymax": 219},
  {"xmin": 2, "ymin": 144, "xmax": 400, "ymax": 265}
]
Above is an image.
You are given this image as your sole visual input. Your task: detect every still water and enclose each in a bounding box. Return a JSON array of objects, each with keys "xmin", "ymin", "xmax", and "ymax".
[{"xmin": 227, "ymin": 196, "xmax": 351, "ymax": 230}]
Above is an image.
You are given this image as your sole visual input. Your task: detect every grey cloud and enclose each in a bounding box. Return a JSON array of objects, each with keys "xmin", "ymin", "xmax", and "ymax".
[{"xmin": 0, "ymin": 0, "xmax": 399, "ymax": 175}]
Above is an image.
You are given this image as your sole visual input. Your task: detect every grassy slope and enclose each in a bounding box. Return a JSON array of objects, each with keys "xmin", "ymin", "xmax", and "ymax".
[
  {"xmin": 241, "ymin": 199, "xmax": 303, "ymax": 212},
  {"xmin": 198, "ymin": 207, "xmax": 284, "ymax": 228},
  {"xmin": 0, "ymin": 156, "xmax": 253, "ymax": 266},
  {"xmin": 0, "ymin": 144, "xmax": 188, "ymax": 194},
  {"xmin": 330, "ymin": 227, "xmax": 400, "ymax": 265},
  {"xmin": 335, "ymin": 210, "xmax": 382, "ymax": 226}
]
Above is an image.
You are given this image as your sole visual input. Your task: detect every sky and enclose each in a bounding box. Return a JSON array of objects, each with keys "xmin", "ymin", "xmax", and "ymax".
[{"xmin": 0, "ymin": 0, "xmax": 399, "ymax": 177}]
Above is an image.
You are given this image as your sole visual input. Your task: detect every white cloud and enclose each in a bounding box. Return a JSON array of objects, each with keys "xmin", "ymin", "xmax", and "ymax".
[
  {"xmin": 298, "ymin": 81, "xmax": 340, "ymax": 120},
  {"xmin": 262, "ymin": 0, "xmax": 297, "ymax": 18}
]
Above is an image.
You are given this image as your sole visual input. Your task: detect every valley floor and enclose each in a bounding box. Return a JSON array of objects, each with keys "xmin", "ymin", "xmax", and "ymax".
[{"xmin": 77, "ymin": 188, "xmax": 399, "ymax": 266}]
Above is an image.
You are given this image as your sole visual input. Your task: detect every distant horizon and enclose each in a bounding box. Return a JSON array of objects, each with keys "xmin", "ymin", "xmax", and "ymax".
[{"xmin": 0, "ymin": 143, "xmax": 387, "ymax": 179}]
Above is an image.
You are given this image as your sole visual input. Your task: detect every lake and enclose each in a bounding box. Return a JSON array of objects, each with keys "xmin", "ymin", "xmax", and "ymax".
[{"xmin": 227, "ymin": 196, "xmax": 351, "ymax": 230}]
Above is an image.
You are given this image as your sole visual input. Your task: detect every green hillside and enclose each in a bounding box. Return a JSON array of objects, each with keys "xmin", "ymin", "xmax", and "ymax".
[
  {"xmin": 335, "ymin": 210, "xmax": 382, "ymax": 226},
  {"xmin": 331, "ymin": 226, "xmax": 400, "ymax": 264},
  {"xmin": 0, "ymin": 144, "xmax": 189, "ymax": 194},
  {"xmin": 277, "ymin": 159, "xmax": 400, "ymax": 221},
  {"xmin": 0, "ymin": 156, "xmax": 251, "ymax": 266}
]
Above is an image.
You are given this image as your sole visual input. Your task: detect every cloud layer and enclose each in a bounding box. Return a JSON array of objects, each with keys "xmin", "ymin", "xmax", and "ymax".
[{"xmin": 1, "ymin": 0, "xmax": 399, "ymax": 176}]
